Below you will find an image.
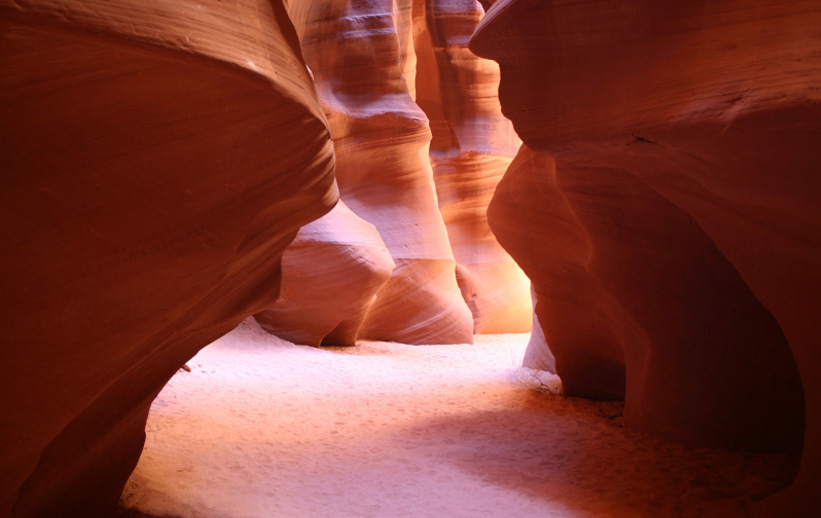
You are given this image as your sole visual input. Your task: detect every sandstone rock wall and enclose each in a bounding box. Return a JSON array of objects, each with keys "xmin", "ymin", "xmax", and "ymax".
[
  {"xmin": 254, "ymin": 201, "xmax": 395, "ymax": 346},
  {"xmin": 491, "ymin": 145, "xmax": 804, "ymax": 450},
  {"xmin": 0, "ymin": 1, "xmax": 336, "ymax": 516},
  {"xmin": 267, "ymin": 0, "xmax": 532, "ymax": 343},
  {"xmin": 414, "ymin": 0, "xmax": 531, "ymax": 333},
  {"xmin": 472, "ymin": 0, "xmax": 819, "ymax": 513},
  {"xmin": 286, "ymin": 0, "xmax": 475, "ymax": 344},
  {"xmin": 5, "ymin": 0, "xmax": 812, "ymax": 515}
]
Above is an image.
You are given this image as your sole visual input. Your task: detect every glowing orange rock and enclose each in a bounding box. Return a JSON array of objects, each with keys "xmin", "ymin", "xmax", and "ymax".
[
  {"xmin": 287, "ymin": 0, "xmax": 474, "ymax": 344},
  {"xmin": 414, "ymin": 0, "xmax": 531, "ymax": 333}
]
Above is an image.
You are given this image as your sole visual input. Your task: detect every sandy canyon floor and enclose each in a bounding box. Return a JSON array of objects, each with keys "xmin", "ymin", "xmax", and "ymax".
[{"xmin": 119, "ymin": 319, "xmax": 796, "ymax": 518}]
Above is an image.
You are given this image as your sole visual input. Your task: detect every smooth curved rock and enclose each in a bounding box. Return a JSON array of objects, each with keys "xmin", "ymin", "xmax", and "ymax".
[
  {"xmin": 287, "ymin": 0, "xmax": 474, "ymax": 344},
  {"xmin": 488, "ymin": 148, "xmax": 627, "ymax": 399},
  {"xmin": 522, "ymin": 287, "xmax": 555, "ymax": 374},
  {"xmin": 491, "ymin": 145, "xmax": 804, "ymax": 450},
  {"xmin": 473, "ymin": 0, "xmax": 818, "ymax": 512},
  {"xmin": 0, "ymin": 1, "xmax": 336, "ymax": 516},
  {"xmin": 254, "ymin": 201, "xmax": 395, "ymax": 347},
  {"xmin": 414, "ymin": 0, "xmax": 531, "ymax": 333}
]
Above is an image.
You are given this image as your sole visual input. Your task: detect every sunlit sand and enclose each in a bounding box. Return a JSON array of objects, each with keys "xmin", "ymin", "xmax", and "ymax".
[{"xmin": 120, "ymin": 319, "xmax": 795, "ymax": 518}]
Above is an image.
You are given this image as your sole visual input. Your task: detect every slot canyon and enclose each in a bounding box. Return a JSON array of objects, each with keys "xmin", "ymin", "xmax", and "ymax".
[{"xmin": 0, "ymin": 1, "xmax": 818, "ymax": 517}]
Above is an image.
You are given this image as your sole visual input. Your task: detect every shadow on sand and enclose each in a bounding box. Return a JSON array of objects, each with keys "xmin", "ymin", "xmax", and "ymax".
[
  {"xmin": 114, "ymin": 504, "xmax": 183, "ymax": 518},
  {"xmin": 401, "ymin": 390, "xmax": 797, "ymax": 518}
]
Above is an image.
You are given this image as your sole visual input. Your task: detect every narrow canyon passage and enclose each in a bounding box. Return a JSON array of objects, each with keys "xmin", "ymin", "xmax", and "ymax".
[
  {"xmin": 3, "ymin": 1, "xmax": 817, "ymax": 516},
  {"xmin": 119, "ymin": 319, "xmax": 795, "ymax": 518}
]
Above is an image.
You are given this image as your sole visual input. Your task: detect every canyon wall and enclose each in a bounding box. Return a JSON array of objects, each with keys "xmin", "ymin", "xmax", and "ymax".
[
  {"xmin": 286, "ymin": 0, "xmax": 475, "ymax": 344},
  {"xmin": 522, "ymin": 287, "xmax": 555, "ymax": 373},
  {"xmin": 490, "ymin": 145, "xmax": 804, "ymax": 448},
  {"xmin": 0, "ymin": 2, "xmax": 527, "ymax": 513},
  {"xmin": 254, "ymin": 201, "xmax": 395, "ymax": 346},
  {"xmin": 3, "ymin": 0, "xmax": 815, "ymax": 515},
  {"xmin": 472, "ymin": 0, "xmax": 819, "ymax": 514},
  {"xmin": 413, "ymin": 0, "xmax": 531, "ymax": 333},
  {"xmin": 0, "ymin": 1, "xmax": 336, "ymax": 516},
  {"xmin": 265, "ymin": 0, "xmax": 530, "ymax": 344}
]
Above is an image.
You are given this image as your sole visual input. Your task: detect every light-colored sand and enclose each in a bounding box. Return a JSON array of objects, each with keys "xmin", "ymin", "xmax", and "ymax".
[{"xmin": 120, "ymin": 318, "xmax": 795, "ymax": 518}]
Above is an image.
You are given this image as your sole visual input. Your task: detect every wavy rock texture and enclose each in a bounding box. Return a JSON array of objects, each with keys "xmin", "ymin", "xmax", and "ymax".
[
  {"xmin": 254, "ymin": 201, "xmax": 394, "ymax": 347},
  {"xmin": 0, "ymin": 1, "xmax": 336, "ymax": 516},
  {"xmin": 413, "ymin": 0, "xmax": 530, "ymax": 333},
  {"xmin": 473, "ymin": 0, "xmax": 819, "ymax": 513},
  {"xmin": 286, "ymin": 0, "xmax": 474, "ymax": 344}
]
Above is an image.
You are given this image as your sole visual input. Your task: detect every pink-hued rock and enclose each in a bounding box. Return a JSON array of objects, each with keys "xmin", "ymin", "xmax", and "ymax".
[
  {"xmin": 414, "ymin": 0, "xmax": 531, "ymax": 333},
  {"xmin": 254, "ymin": 201, "xmax": 394, "ymax": 347},
  {"xmin": 522, "ymin": 288, "xmax": 555, "ymax": 374},
  {"xmin": 287, "ymin": 0, "xmax": 474, "ymax": 344},
  {"xmin": 0, "ymin": 1, "xmax": 336, "ymax": 516},
  {"xmin": 473, "ymin": 0, "xmax": 819, "ymax": 512}
]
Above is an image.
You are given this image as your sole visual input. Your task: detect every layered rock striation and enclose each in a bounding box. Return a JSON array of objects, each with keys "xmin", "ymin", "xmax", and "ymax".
[
  {"xmin": 472, "ymin": 0, "xmax": 819, "ymax": 513},
  {"xmin": 254, "ymin": 201, "xmax": 395, "ymax": 346},
  {"xmin": 413, "ymin": 0, "xmax": 531, "ymax": 333},
  {"xmin": 264, "ymin": 0, "xmax": 531, "ymax": 343},
  {"xmin": 286, "ymin": 0, "xmax": 475, "ymax": 344},
  {"xmin": 0, "ymin": 1, "xmax": 336, "ymax": 516}
]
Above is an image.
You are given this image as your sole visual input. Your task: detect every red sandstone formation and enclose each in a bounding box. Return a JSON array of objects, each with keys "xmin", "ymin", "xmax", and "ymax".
[
  {"xmin": 491, "ymin": 145, "xmax": 804, "ymax": 447},
  {"xmin": 0, "ymin": 1, "xmax": 336, "ymax": 516},
  {"xmin": 5, "ymin": 0, "xmax": 814, "ymax": 515},
  {"xmin": 254, "ymin": 201, "xmax": 394, "ymax": 346},
  {"xmin": 472, "ymin": 0, "xmax": 819, "ymax": 514},
  {"xmin": 286, "ymin": 0, "xmax": 474, "ymax": 344},
  {"xmin": 413, "ymin": 0, "xmax": 531, "ymax": 333}
]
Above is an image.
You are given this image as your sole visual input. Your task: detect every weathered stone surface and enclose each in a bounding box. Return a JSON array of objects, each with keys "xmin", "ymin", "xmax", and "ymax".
[
  {"xmin": 473, "ymin": 0, "xmax": 818, "ymax": 512},
  {"xmin": 287, "ymin": 0, "xmax": 474, "ymax": 344},
  {"xmin": 414, "ymin": 0, "xmax": 531, "ymax": 333},
  {"xmin": 0, "ymin": 1, "xmax": 336, "ymax": 516},
  {"xmin": 254, "ymin": 201, "xmax": 394, "ymax": 347}
]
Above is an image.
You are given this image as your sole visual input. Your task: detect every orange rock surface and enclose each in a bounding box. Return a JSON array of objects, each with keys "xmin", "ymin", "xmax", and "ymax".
[
  {"xmin": 472, "ymin": 0, "xmax": 819, "ymax": 513},
  {"xmin": 286, "ymin": 0, "xmax": 475, "ymax": 344},
  {"xmin": 414, "ymin": 0, "xmax": 531, "ymax": 333},
  {"xmin": 0, "ymin": 1, "xmax": 336, "ymax": 516},
  {"xmin": 254, "ymin": 201, "xmax": 394, "ymax": 347},
  {"xmin": 5, "ymin": 0, "xmax": 816, "ymax": 515},
  {"xmin": 491, "ymin": 145, "xmax": 803, "ymax": 448}
]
